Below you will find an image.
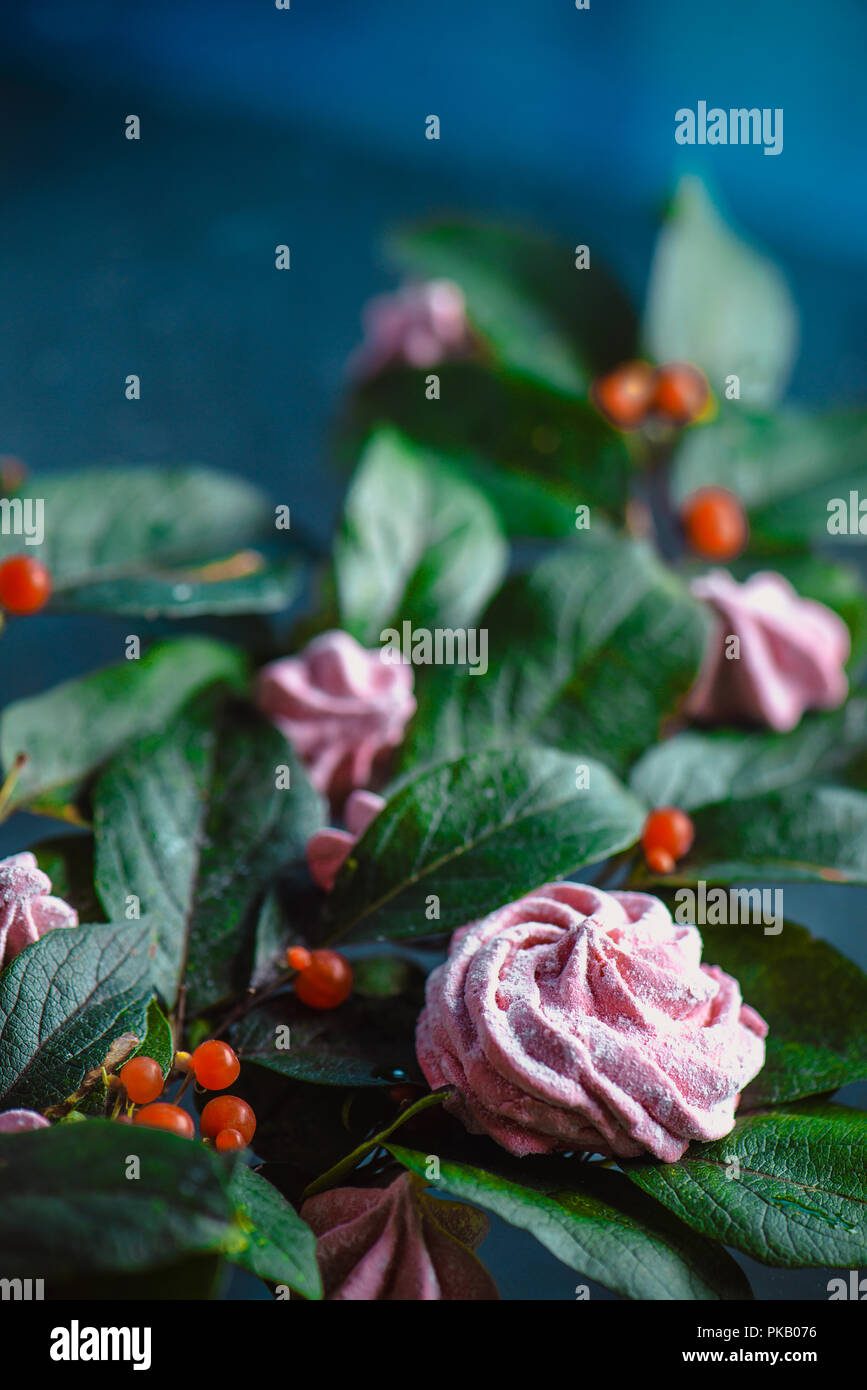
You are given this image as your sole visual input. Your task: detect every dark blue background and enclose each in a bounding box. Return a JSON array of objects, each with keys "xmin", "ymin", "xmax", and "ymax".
[{"xmin": 1, "ymin": 0, "xmax": 864, "ymax": 1300}]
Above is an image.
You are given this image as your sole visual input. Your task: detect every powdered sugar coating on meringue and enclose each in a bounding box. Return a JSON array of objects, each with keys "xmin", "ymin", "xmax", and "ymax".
[
  {"xmin": 686, "ymin": 569, "xmax": 850, "ymax": 733},
  {"xmin": 416, "ymin": 882, "xmax": 767, "ymax": 1162},
  {"xmin": 257, "ymin": 630, "xmax": 416, "ymax": 802},
  {"xmin": 0, "ymin": 852, "xmax": 79, "ymax": 970}
]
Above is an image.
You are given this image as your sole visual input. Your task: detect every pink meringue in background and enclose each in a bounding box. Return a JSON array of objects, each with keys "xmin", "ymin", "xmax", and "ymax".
[
  {"xmin": 349, "ymin": 279, "xmax": 475, "ymax": 380},
  {"xmin": 306, "ymin": 790, "xmax": 385, "ymax": 892},
  {"xmin": 416, "ymin": 882, "xmax": 767, "ymax": 1163},
  {"xmin": 686, "ymin": 569, "xmax": 850, "ymax": 733},
  {"xmin": 257, "ymin": 631, "xmax": 416, "ymax": 803},
  {"xmin": 0, "ymin": 852, "xmax": 79, "ymax": 970},
  {"xmin": 301, "ymin": 1171, "xmax": 498, "ymax": 1300},
  {"xmin": 0, "ymin": 1109, "xmax": 49, "ymax": 1132}
]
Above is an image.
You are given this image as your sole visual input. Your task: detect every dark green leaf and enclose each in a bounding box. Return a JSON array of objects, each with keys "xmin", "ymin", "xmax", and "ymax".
[
  {"xmin": 325, "ymin": 746, "xmax": 645, "ymax": 943},
  {"xmin": 630, "ymin": 702, "xmax": 867, "ymax": 812},
  {"xmin": 0, "ymin": 465, "xmax": 273, "ymax": 578},
  {"xmin": 624, "ymin": 1106, "xmax": 867, "ymax": 1268},
  {"xmin": 233, "ymin": 991, "xmax": 422, "ymax": 1087},
  {"xmin": 226, "ymin": 1164, "xmax": 321, "ymax": 1298},
  {"xmin": 0, "ymin": 921, "xmax": 153, "ymax": 1110},
  {"xmin": 335, "ymin": 429, "xmax": 507, "ymax": 644},
  {"xmin": 0, "ymin": 637, "xmax": 246, "ymax": 815},
  {"xmin": 345, "ymin": 363, "xmax": 632, "ymax": 536},
  {"xmin": 391, "ymin": 220, "xmax": 636, "ymax": 394},
  {"xmin": 53, "ymin": 558, "xmax": 301, "ymax": 619},
  {"xmin": 693, "ymin": 919, "xmax": 867, "ymax": 1106},
  {"xmin": 0, "ymin": 1120, "xmax": 236, "ymax": 1279},
  {"xmin": 643, "ymin": 177, "xmax": 797, "ymax": 408},
  {"xmin": 660, "ymin": 785, "xmax": 867, "ymax": 885},
  {"xmin": 387, "ymin": 1144, "xmax": 751, "ymax": 1300},
  {"xmin": 93, "ymin": 697, "xmax": 324, "ymax": 1014},
  {"xmin": 130, "ymin": 999, "xmax": 175, "ymax": 1077},
  {"xmin": 402, "ymin": 531, "xmax": 709, "ymax": 774}
]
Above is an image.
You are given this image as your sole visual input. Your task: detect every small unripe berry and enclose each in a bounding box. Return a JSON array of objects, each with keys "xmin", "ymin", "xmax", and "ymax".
[
  {"xmin": 216, "ymin": 1127, "xmax": 246, "ymax": 1152},
  {"xmin": 681, "ymin": 487, "xmax": 748, "ymax": 561},
  {"xmin": 642, "ymin": 807, "xmax": 695, "ymax": 873},
  {"xmin": 119, "ymin": 1055, "xmax": 164, "ymax": 1105},
  {"xmin": 294, "ymin": 949, "xmax": 353, "ymax": 1010},
  {"xmin": 286, "ymin": 945, "xmax": 312, "ymax": 973},
  {"xmin": 653, "ymin": 362, "xmax": 709, "ymax": 425},
  {"xmin": 192, "ymin": 1040, "xmax": 240, "ymax": 1091},
  {"xmin": 133, "ymin": 1102, "xmax": 194, "ymax": 1138},
  {"xmin": 0, "ymin": 555, "xmax": 52, "ymax": 615},
  {"xmin": 591, "ymin": 361, "xmax": 655, "ymax": 430}
]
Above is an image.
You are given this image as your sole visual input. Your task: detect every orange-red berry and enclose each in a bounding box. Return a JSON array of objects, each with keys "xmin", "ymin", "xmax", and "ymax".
[
  {"xmin": 294, "ymin": 949, "xmax": 353, "ymax": 1010},
  {"xmin": 200, "ymin": 1095, "xmax": 256, "ymax": 1145},
  {"xmin": 192, "ymin": 1039, "xmax": 240, "ymax": 1091},
  {"xmin": 681, "ymin": 487, "xmax": 748, "ymax": 561},
  {"xmin": 0, "ymin": 555, "xmax": 52, "ymax": 615},
  {"xmin": 286, "ymin": 945, "xmax": 312, "ymax": 973},
  {"xmin": 591, "ymin": 361, "xmax": 656, "ymax": 430},
  {"xmin": 133, "ymin": 1102, "xmax": 194, "ymax": 1138},
  {"xmin": 641, "ymin": 807, "xmax": 695, "ymax": 871},
  {"xmin": 653, "ymin": 362, "xmax": 709, "ymax": 425},
  {"xmin": 215, "ymin": 1127, "xmax": 246, "ymax": 1152},
  {"xmin": 120, "ymin": 1055, "xmax": 164, "ymax": 1105}
]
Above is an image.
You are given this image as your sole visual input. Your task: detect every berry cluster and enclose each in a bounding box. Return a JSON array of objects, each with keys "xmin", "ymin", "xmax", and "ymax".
[
  {"xmin": 119, "ymin": 1040, "xmax": 255, "ymax": 1149},
  {"xmin": 641, "ymin": 806, "xmax": 695, "ymax": 876},
  {"xmin": 591, "ymin": 360, "xmax": 709, "ymax": 432},
  {"xmin": 0, "ymin": 555, "xmax": 52, "ymax": 616}
]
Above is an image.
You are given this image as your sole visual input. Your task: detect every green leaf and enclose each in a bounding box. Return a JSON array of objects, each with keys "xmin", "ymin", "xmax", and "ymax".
[
  {"xmin": 233, "ymin": 991, "xmax": 423, "ymax": 1087},
  {"xmin": 324, "ymin": 746, "xmax": 645, "ymax": 943},
  {"xmin": 673, "ymin": 407, "xmax": 867, "ymax": 548},
  {"xmin": 624, "ymin": 1105, "xmax": 867, "ymax": 1269},
  {"xmin": 391, "ymin": 220, "xmax": 637, "ymax": 395},
  {"xmin": 226, "ymin": 1164, "xmax": 322, "ymax": 1298},
  {"xmin": 0, "ymin": 465, "xmax": 274, "ymax": 579},
  {"xmin": 94, "ymin": 697, "xmax": 325, "ymax": 1014},
  {"xmin": 387, "ymin": 1145, "xmax": 750, "ymax": 1300},
  {"xmin": 0, "ymin": 637, "xmax": 246, "ymax": 816},
  {"xmin": 335, "ymin": 429, "xmax": 507, "ymax": 644},
  {"xmin": 345, "ymin": 363, "xmax": 632, "ymax": 536},
  {"xmin": 130, "ymin": 999, "xmax": 175, "ymax": 1077},
  {"xmin": 52, "ymin": 558, "xmax": 301, "ymax": 619},
  {"xmin": 402, "ymin": 531, "xmax": 709, "ymax": 774},
  {"xmin": 695, "ymin": 919, "xmax": 867, "ymax": 1106},
  {"xmin": 0, "ymin": 1120, "xmax": 237, "ymax": 1279},
  {"xmin": 629, "ymin": 702, "xmax": 867, "ymax": 812},
  {"xmin": 661, "ymin": 785, "xmax": 867, "ymax": 885},
  {"xmin": 643, "ymin": 177, "xmax": 797, "ymax": 408},
  {"xmin": 0, "ymin": 921, "xmax": 152, "ymax": 1111}
]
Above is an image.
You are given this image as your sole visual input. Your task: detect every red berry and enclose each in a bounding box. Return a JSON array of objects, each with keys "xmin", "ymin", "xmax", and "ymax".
[
  {"xmin": 192, "ymin": 1040, "xmax": 240, "ymax": 1091},
  {"xmin": 681, "ymin": 487, "xmax": 748, "ymax": 561},
  {"xmin": 294, "ymin": 949, "xmax": 353, "ymax": 1010},
  {"xmin": 120, "ymin": 1055, "xmax": 164, "ymax": 1105},
  {"xmin": 591, "ymin": 361, "xmax": 655, "ymax": 430},
  {"xmin": 653, "ymin": 362, "xmax": 709, "ymax": 425},
  {"xmin": 642, "ymin": 807, "xmax": 695, "ymax": 868},
  {"xmin": 200, "ymin": 1095, "xmax": 256, "ymax": 1145},
  {"xmin": 0, "ymin": 555, "xmax": 52, "ymax": 615},
  {"xmin": 133, "ymin": 1102, "xmax": 194, "ymax": 1138},
  {"xmin": 286, "ymin": 945, "xmax": 312, "ymax": 973},
  {"xmin": 215, "ymin": 1127, "xmax": 246, "ymax": 1152}
]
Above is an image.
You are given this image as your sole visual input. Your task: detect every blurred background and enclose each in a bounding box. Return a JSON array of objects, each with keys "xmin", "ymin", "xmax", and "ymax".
[{"xmin": 1, "ymin": 0, "xmax": 865, "ymax": 1299}]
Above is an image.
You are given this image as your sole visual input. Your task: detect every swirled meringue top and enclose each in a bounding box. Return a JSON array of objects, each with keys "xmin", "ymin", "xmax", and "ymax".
[
  {"xmin": 0, "ymin": 852, "xmax": 79, "ymax": 970},
  {"xmin": 257, "ymin": 631, "xmax": 415, "ymax": 801},
  {"xmin": 686, "ymin": 569, "xmax": 850, "ymax": 732},
  {"xmin": 416, "ymin": 882, "xmax": 767, "ymax": 1162},
  {"xmin": 301, "ymin": 1171, "xmax": 498, "ymax": 1300}
]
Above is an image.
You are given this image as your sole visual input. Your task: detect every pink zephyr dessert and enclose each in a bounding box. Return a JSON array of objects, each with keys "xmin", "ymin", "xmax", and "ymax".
[
  {"xmin": 301, "ymin": 1171, "xmax": 498, "ymax": 1300},
  {"xmin": 306, "ymin": 790, "xmax": 385, "ymax": 892},
  {"xmin": 349, "ymin": 279, "xmax": 475, "ymax": 380},
  {"xmin": 686, "ymin": 569, "xmax": 850, "ymax": 733},
  {"xmin": 416, "ymin": 882, "xmax": 767, "ymax": 1163},
  {"xmin": 0, "ymin": 852, "xmax": 79, "ymax": 970},
  {"xmin": 257, "ymin": 630, "xmax": 416, "ymax": 803}
]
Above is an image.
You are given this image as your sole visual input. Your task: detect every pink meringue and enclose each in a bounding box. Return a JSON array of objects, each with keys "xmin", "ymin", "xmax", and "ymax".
[
  {"xmin": 0, "ymin": 1109, "xmax": 49, "ymax": 1132},
  {"xmin": 416, "ymin": 882, "xmax": 767, "ymax": 1163},
  {"xmin": 257, "ymin": 631, "xmax": 416, "ymax": 802},
  {"xmin": 301, "ymin": 1171, "xmax": 498, "ymax": 1300},
  {"xmin": 349, "ymin": 280, "xmax": 475, "ymax": 380},
  {"xmin": 686, "ymin": 569, "xmax": 850, "ymax": 733},
  {"xmin": 306, "ymin": 790, "xmax": 385, "ymax": 892},
  {"xmin": 0, "ymin": 852, "xmax": 79, "ymax": 970}
]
